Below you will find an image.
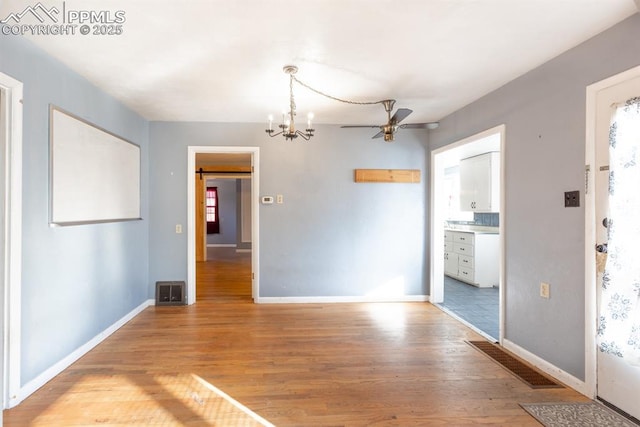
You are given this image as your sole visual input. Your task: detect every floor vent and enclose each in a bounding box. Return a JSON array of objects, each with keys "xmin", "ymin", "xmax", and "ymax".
[
  {"xmin": 467, "ymin": 341, "xmax": 562, "ymax": 389},
  {"xmin": 156, "ymin": 281, "xmax": 186, "ymax": 306}
]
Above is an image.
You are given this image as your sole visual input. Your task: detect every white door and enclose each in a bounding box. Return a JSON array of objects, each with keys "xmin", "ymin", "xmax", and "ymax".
[
  {"xmin": 594, "ymin": 71, "xmax": 640, "ymax": 420},
  {"xmin": 0, "ymin": 85, "xmax": 6, "ymax": 417}
]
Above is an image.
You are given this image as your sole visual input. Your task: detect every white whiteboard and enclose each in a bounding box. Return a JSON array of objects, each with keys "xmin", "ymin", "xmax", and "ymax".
[{"xmin": 50, "ymin": 106, "xmax": 141, "ymax": 225}]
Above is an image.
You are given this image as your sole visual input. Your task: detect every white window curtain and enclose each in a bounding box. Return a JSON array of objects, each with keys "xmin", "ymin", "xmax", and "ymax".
[{"xmin": 597, "ymin": 96, "xmax": 640, "ymax": 366}]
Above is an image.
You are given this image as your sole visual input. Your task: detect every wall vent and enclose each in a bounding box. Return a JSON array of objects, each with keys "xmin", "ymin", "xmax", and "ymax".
[{"xmin": 155, "ymin": 281, "xmax": 186, "ymax": 306}]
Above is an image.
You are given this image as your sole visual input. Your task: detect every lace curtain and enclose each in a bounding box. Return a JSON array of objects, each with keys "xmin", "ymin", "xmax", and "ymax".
[{"xmin": 597, "ymin": 97, "xmax": 640, "ymax": 366}]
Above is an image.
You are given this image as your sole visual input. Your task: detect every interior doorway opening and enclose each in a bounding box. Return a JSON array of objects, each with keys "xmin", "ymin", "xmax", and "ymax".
[
  {"xmin": 430, "ymin": 125, "xmax": 505, "ymax": 343},
  {"xmin": 187, "ymin": 147, "xmax": 259, "ymax": 305},
  {"xmin": 198, "ymin": 172, "xmax": 252, "ymax": 302}
]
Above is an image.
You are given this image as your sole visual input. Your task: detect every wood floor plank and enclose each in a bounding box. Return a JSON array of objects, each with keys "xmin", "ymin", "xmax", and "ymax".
[{"xmin": 4, "ymin": 248, "xmax": 589, "ymax": 425}]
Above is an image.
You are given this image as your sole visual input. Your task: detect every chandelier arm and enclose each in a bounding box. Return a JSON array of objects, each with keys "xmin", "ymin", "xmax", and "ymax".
[
  {"xmin": 265, "ymin": 129, "xmax": 284, "ymax": 138},
  {"xmin": 291, "ymin": 75, "xmax": 389, "ymax": 106},
  {"xmin": 295, "ymin": 130, "xmax": 312, "ymax": 141}
]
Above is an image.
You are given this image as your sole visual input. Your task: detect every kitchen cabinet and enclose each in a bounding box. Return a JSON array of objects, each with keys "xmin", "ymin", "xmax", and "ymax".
[
  {"xmin": 460, "ymin": 152, "xmax": 500, "ymax": 212},
  {"xmin": 444, "ymin": 230, "xmax": 499, "ymax": 287},
  {"xmin": 444, "ymin": 231, "xmax": 458, "ymax": 277}
]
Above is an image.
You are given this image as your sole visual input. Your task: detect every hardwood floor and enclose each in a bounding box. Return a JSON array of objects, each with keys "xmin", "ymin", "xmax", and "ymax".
[
  {"xmin": 4, "ymin": 248, "xmax": 589, "ymax": 426},
  {"xmin": 197, "ymin": 247, "xmax": 253, "ymax": 302}
]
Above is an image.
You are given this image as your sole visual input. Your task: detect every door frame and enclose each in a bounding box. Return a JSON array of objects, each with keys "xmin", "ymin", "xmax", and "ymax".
[
  {"xmin": 429, "ymin": 124, "xmax": 506, "ymax": 343},
  {"xmin": 1, "ymin": 72, "xmax": 24, "ymax": 409},
  {"xmin": 584, "ymin": 64, "xmax": 640, "ymax": 399},
  {"xmin": 187, "ymin": 146, "xmax": 259, "ymax": 304}
]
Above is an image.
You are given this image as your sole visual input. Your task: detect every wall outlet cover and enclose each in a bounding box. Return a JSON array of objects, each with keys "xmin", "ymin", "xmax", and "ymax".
[
  {"xmin": 564, "ymin": 190, "xmax": 580, "ymax": 207},
  {"xmin": 540, "ymin": 282, "xmax": 550, "ymax": 299}
]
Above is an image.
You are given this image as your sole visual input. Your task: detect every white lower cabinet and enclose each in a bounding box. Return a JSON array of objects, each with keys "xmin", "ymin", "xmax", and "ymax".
[
  {"xmin": 444, "ymin": 230, "xmax": 499, "ymax": 287},
  {"xmin": 444, "ymin": 251, "xmax": 459, "ymax": 277}
]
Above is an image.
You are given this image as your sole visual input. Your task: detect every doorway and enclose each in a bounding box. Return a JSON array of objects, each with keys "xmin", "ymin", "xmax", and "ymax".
[
  {"xmin": 187, "ymin": 146, "xmax": 259, "ymax": 305},
  {"xmin": 585, "ymin": 65, "xmax": 640, "ymax": 420},
  {"xmin": 430, "ymin": 125, "xmax": 505, "ymax": 342},
  {"xmin": 199, "ymin": 173, "xmax": 252, "ymax": 302}
]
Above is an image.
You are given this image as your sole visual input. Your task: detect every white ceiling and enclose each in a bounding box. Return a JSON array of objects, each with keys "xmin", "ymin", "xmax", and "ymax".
[{"xmin": 2, "ymin": 0, "xmax": 638, "ymax": 126}]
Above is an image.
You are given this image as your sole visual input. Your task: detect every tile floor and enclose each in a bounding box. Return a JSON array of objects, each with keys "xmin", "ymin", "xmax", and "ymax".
[{"xmin": 438, "ymin": 276, "xmax": 499, "ymax": 341}]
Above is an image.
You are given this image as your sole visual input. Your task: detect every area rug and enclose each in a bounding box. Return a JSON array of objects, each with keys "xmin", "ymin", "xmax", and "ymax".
[{"xmin": 520, "ymin": 402, "xmax": 638, "ymax": 427}]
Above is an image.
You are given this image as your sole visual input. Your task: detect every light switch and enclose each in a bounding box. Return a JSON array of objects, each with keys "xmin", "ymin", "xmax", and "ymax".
[{"xmin": 564, "ymin": 191, "xmax": 580, "ymax": 207}]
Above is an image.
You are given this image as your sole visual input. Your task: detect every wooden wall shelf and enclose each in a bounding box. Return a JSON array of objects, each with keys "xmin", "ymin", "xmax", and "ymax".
[{"xmin": 354, "ymin": 169, "xmax": 421, "ymax": 183}]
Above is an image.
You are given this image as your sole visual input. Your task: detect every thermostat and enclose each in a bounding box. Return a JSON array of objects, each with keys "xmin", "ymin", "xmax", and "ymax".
[{"xmin": 261, "ymin": 196, "xmax": 274, "ymax": 204}]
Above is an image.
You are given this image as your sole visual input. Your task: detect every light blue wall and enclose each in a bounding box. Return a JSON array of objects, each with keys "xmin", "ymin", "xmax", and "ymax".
[
  {"xmin": 429, "ymin": 13, "xmax": 640, "ymax": 380},
  {"xmin": 149, "ymin": 123, "xmax": 427, "ymax": 298},
  {"xmin": 206, "ymin": 179, "xmax": 237, "ymax": 245},
  {"xmin": 0, "ymin": 36, "xmax": 149, "ymax": 386}
]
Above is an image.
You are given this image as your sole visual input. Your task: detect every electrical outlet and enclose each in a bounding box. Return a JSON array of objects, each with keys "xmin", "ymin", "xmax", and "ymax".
[
  {"xmin": 175, "ymin": 224, "xmax": 182, "ymax": 234},
  {"xmin": 276, "ymin": 194, "xmax": 284, "ymax": 204},
  {"xmin": 540, "ymin": 282, "xmax": 550, "ymax": 299}
]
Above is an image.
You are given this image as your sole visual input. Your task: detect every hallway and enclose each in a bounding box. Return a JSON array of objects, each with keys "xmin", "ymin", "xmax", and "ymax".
[{"xmin": 196, "ymin": 247, "xmax": 252, "ymax": 302}]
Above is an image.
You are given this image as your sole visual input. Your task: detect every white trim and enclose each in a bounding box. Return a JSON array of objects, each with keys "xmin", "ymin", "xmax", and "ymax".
[
  {"xmin": 503, "ymin": 338, "xmax": 588, "ymax": 395},
  {"xmin": 429, "ymin": 151, "xmax": 445, "ymax": 304},
  {"xmin": 256, "ymin": 295, "xmax": 429, "ymax": 304},
  {"xmin": 429, "ymin": 124, "xmax": 506, "ymax": 344},
  {"xmin": 187, "ymin": 146, "xmax": 260, "ymax": 305},
  {"xmin": 206, "ymin": 244, "xmax": 236, "ymax": 248},
  {"xmin": 584, "ymin": 64, "xmax": 640, "ymax": 401},
  {"xmin": 0, "ymin": 72, "xmax": 23, "ymax": 410},
  {"xmin": 13, "ymin": 299, "xmax": 154, "ymax": 407}
]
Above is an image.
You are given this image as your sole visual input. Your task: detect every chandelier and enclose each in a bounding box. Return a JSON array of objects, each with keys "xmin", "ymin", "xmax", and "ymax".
[
  {"xmin": 265, "ymin": 65, "xmax": 437, "ymax": 142},
  {"xmin": 265, "ymin": 65, "xmax": 315, "ymax": 141}
]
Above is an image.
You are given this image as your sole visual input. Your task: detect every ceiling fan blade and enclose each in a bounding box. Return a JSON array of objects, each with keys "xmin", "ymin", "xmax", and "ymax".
[
  {"xmin": 399, "ymin": 122, "xmax": 440, "ymax": 130},
  {"xmin": 399, "ymin": 123, "xmax": 429, "ymax": 129},
  {"xmin": 341, "ymin": 125, "xmax": 381, "ymax": 128},
  {"xmin": 390, "ymin": 108, "xmax": 412, "ymax": 124},
  {"xmin": 372, "ymin": 131, "xmax": 384, "ymax": 139}
]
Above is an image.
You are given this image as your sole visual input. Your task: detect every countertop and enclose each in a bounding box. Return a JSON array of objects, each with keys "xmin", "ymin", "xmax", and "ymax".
[{"xmin": 445, "ymin": 225, "xmax": 499, "ymax": 235}]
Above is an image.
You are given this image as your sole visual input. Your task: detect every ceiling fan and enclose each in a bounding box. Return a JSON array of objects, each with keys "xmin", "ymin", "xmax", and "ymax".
[{"xmin": 341, "ymin": 100, "xmax": 439, "ymax": 142}]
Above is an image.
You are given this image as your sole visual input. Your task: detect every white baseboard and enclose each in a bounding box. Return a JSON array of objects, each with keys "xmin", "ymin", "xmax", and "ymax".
[
  {"xmin": 256, "ymin": 295, "xmax": 429, "ymax": 304},
  {"xmin": 502, "ymin": 338, "xmax": 588, "ymax": 396},
  {"xmin": 14, "ymin": 299, "xmax": 154, "ymax": 406}
]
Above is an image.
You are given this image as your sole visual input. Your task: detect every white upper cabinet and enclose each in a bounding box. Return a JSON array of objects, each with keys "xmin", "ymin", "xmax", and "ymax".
[{"xmin": 459, "ymin": 152, "xmax": 500, "ymax": 212}]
